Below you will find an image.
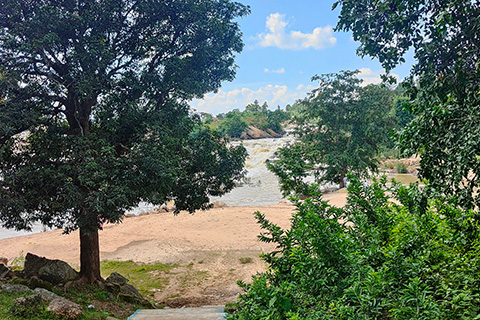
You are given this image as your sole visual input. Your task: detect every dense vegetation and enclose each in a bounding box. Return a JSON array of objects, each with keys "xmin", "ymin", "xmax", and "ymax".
[
  {"xmin": 204, "ymin": 100, "xmax": 291, "ymax": 138},
  {"xmin": 267, "ymin": 71, "xmax": 396, "ymax": 194},
  {"xmin": 0, "ymin": 0, "xmax": 248, "ymax": 283},
  {"xmin": 228, "ymin": 0, "xmax": 480, "ymax": 319},
  {"xmin": 229, "ymin": 177, "xmax": 480, "ymax": 319}
]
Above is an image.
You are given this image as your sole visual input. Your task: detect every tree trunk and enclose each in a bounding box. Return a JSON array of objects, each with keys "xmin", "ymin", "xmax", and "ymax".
[
  {"xmin": 79, "ymin": 227, "xmax": 102, "ymax": 283},
  {"xmin": 339, "ymin": 170, "xmax": 346, "ymax": 188}
]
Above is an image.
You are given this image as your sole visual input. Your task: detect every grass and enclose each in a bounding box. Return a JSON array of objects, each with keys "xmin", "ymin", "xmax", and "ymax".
[
  {"xmin": 239, "ymin": 257, "xmax": 253, "ymax": 264},
  {"xmin": 0, "ymin": 288, "xmax": 127, "ymax": 320},
  {"xmin": 101, "ymin": 260, "xmax": 178, "ymax": 297}
]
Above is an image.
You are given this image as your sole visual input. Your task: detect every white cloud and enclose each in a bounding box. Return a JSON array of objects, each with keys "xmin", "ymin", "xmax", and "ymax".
[
  {"xmin": 258, "ymin": 13, "xmax": 337, "ymax": 50},
  {"xmin": 191, "ymin": 83, "xmax": 319, "ymax": 114},
  {"xmin": 264, "ymin": 68, "xmax": 286, "ymax": 74},
  {"xmin": 357, "ymin": 68, "xmax": 399, "ymax": 86}
]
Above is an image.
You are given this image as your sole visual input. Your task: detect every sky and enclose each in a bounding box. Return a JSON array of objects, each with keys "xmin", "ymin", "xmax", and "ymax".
[{"xmin": 190, "ymin": 1, "xmax": 415, "ymax": 115}]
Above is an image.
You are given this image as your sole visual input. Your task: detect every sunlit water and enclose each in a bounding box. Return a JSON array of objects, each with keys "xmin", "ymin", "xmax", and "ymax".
[{"xmin": 0, "ymin": 136, "xmax": 294, "ymax": 240}]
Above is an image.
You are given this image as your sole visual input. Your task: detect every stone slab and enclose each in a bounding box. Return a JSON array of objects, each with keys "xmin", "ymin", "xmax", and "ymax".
[{"xmin": 128, "ymin": 306, "xmax": 225, "ymax": 320}]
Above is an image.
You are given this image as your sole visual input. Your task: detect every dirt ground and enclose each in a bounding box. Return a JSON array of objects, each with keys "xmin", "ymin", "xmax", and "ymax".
[{"xmin": 0, "ymin": 192, "xmax": 347, "ymax": 307}]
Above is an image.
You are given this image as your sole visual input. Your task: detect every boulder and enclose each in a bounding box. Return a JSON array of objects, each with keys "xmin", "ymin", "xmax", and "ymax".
[
  {"xmin": 105, "ymin": 272, "xmax": 129, "ymax": 287},
  {"xmin": 119, "ymin": 283, "xmax": 144, "ymax": 302},
  {"xmin": 0, "ymin": 257, "xmax": 8, "ymax": 266},
  {"xmin": 47, "ymin": 297, "xmax": 83, "ymax": 320},
  {"xmin": 29, "ymin": 276, "xmax": 54, "ymax": 291},
  {"xmin": 34, "ymin": 287, "xmax": 61, "ymax": 301},
  {"xmin": 0, "ymin": 263, "xmax": 11, "ymax": 280},
  {"xmin": 24, "ymin": 253, "xmax": 79, "ymax": 284},
  {"xmin": 105, "ymin": 272, "xmax": 149, "ymax": 305},
  {"xmin": 245, "ymin": 126, "xmax": 271, "ymax": 139},
  {"xmin": 1, "ymin": 283, "xmax": 32, "ymax": 293}
]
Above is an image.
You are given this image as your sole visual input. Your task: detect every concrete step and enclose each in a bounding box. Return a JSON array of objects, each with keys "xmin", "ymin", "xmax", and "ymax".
[{"xmin": 128, "ymin": 306, "xmax": 226, "ymax": 320}]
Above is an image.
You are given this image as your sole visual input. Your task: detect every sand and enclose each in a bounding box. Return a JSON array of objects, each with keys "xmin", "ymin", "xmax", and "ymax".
[{"xmin": 0, "ymin": 192, "xmax": 347, "ymax": 307}]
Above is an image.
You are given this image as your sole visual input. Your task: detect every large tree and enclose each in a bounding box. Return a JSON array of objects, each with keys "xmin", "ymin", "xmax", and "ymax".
[
  {"xmin": 0, "ymin": 0, "xmax": 249, "ymax": 283},
  {"xmin": 334, "ymin": 0, "xmax": 480, "ymax": 209},
  {"xmin": 267, "ymin": 70, "xmax": 394, "ymax": 196}
]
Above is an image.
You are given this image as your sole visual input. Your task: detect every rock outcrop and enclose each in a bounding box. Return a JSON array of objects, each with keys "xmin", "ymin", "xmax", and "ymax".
[
  {"xmin": 105, "ymin": 272, "xmax": 150, "ymax": 306},
  {"xmin": 238, "ymin": 126, "xmax": 284, "ymax": 140},
  {"xmin": 23, "ymin": 253, "xmax": 79, "ymax": 285}
]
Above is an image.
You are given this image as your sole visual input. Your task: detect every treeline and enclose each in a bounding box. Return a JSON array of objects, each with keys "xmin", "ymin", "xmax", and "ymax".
[
  {"xmin": 203, "ymin": 84, "xmax": 412, "ymax": 143},
  {"xmin": 202, "ymin": 100, "xmax": 290, "ymax": 138}
]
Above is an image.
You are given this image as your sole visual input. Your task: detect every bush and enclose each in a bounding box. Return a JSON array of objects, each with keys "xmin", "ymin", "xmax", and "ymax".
[
  {"xmin": 228, "ymin": 176, "xmax": 480, "ymax": 319},
  {"xmin": 395, "ymin": 161, "xmax": 409, "ymax": 173}
]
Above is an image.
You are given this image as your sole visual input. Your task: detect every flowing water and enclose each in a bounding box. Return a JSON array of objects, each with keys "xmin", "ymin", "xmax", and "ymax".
[{"xmin": 0, "ymin": 136, "xmax": 294, "ymax": 240}]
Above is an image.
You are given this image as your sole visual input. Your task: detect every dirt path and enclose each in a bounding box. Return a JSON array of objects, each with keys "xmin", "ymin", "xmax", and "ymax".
[{"xmin": 0, "ymin": 192, "xmax": 347, "ymax": 307}]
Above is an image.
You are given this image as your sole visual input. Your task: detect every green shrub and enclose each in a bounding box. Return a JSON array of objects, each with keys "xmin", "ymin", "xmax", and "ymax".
[
  {"xmin": 228, "ymin": 176, "xmax": 480, "ymax": 319},
  {"xmin": 395, "ymin": 161, "xmax": 408, "ymax": 173}
]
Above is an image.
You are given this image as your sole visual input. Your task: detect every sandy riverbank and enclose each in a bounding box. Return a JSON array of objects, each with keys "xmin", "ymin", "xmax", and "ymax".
[{"xmin": 0, "ymin": 192, "xmax": 347, "ymax": 306}]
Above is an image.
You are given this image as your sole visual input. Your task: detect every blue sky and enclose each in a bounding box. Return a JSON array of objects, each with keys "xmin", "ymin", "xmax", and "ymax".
[{"xmin": 191, "ymin": 1, "xmax": 415, "ymax": 115}]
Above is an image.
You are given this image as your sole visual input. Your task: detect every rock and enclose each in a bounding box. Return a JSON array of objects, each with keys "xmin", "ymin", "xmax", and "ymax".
[
  {"xmin": 278, "ymin": 199, "xmax": 293, "ymax": 206},
  {"xmin": 119, "ymin": 283, "xmax": 144, "ymax": 302},
  {"xmin": 24, "ymin": 253, "xmax": 79, "ymax": 285},
  {"xmin": 1, "ymin": 283, "xmax": 33, "ymax": 293},
  {"xmin": 245, "ymin": 126, "xmax": 271, "ymax": 139},
  {"xmin": 0, "ymin": 263, "xmax": 11, "ymax": 280},
  {"xmin": 211, "ymin": 200, "xmax": 228, "ymax": 208},
  {"xmin": 106, "ymin": 272, "xmax": 129, "ymax": 287},
  {"xmin": 29, "ymin": 276, "xmax": 54, "ymax": 291},
  {"xmin": 267, "ymin": 129, "xmax": 283, "ymax": 138},
  {"xmin": 105, "ymin": 272, "xmax": 149, "ymax": 305},
  {"xmin": 47, "ymin": 298, "xmax": 83, "ymax": 320},
  {"xmin": 34, "ymin": 287, "xmax": 61, "ymax": 301},
  {"xmin": 0, "ymin": 257, "xmax": 8, "ymax": 266}
]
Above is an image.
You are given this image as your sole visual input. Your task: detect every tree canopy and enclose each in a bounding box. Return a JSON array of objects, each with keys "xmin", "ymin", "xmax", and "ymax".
[
  {"xmin": 334, "ymin": 0, "xmax": 480, "ymax": 208},
  {"xmin": 267, "ymin": 70, "xmax": 394, "ymax": 195},
  {"xmin": 0, "ymin": 0, "xmax": 249, "ymax": 283}
]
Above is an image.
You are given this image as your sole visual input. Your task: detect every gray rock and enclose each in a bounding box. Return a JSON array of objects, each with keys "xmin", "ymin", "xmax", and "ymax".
[
  {"xmin": 1, "ymin": 283, "xmax": 33, "ymax": 293},
  {"xmin": 106, "ymin": 272, "xmax": 129, "ymax": 286},
  {"xmin": 29, "ymin": 276, "xmax": 54, "ymax": 291},
  {"xmin": 106, "ymin": 317, "xmax": 119, "ymax": 320},
  {"xmin": 0, "ymin": 263, "xmax": 10, "ymax": 279},
  {"xmin": 24, "ymin": 253, "xmax": 79, "ymax": 284},
  {"xmin": 47, "ymin": 298, "xmax": 83, "ymax": 320},
  {"xmin": 119, "ymin": 283, "xmax": 144, "ymax": 302},
  {"xmin": 34, "ymin": 287, "xmax": 61, "ymax": 301}
]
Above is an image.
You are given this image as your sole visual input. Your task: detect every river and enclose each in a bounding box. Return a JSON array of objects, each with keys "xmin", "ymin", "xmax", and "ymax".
[{"xmin": 0, "ymin": 136, "xmax": 294, "ymax": 240}]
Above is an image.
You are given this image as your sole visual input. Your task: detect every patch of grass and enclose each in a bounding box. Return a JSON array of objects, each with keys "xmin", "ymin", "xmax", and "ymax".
[
  {"xmin": 101, "ymin": 260, "xmax": 178, "ymax": 297},
  {"xmin": 239, "ymin": 257, "xmax": 253, "ymax": 264},
  {"xmin": 392, "ymin": 174, "xmax": 419, "ymax": 185},
  {"xmin": 0, "ymin": 289, "xmax": 118, "ymax": 320},
  {"xmin": 179, "ymin": 270, "xmax": 210, "ymax": 289}
]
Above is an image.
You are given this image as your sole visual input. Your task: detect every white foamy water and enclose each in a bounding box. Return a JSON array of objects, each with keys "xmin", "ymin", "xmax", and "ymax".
[
  {"xmin": 210, "ymin": 136, "xmax": 294, "ymax": 206},
  {"xmin": 0, "ymin": 136, "xmax": 293, "ymax": 239}
]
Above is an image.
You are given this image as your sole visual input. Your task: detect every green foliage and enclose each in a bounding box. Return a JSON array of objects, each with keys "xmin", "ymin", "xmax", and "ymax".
[
  {"xmin": 207, "ymin": 100, "xmax": 290, "ymax": 138},
  {"xmin": 335, "ymin": 0, "xmax": 480, "ymax": 209},
  {"xmin": 0, "ymin": 0, "xmax": 249, "ymax": 279},
  {"xmin": 219, "ymin": 114, "xmax": 248, "ymax": 138},
  {"xmin": 395, "ymin": 162, "xmax": 409, "ymax": 174},
  {"xmin": 228, "ymin": 176, "xmax": 480, "ymax": 319},
  {"xmin": 268, "ymin": 71, "xmax": 395, "ymax": 195}
]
